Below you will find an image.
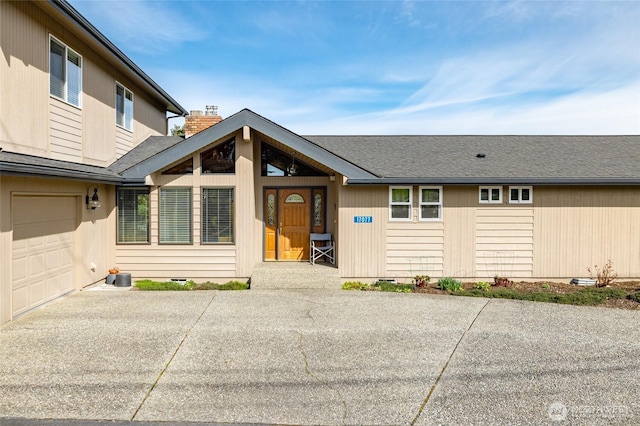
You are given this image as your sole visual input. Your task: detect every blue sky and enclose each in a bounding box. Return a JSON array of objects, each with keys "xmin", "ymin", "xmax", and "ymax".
[{"xmin": 69, "ymin": 0, "xmax": 639, "ymax": 135}]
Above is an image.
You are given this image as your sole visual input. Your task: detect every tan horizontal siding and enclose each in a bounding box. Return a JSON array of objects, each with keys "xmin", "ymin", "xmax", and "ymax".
[
  {"xmin": 386, "ymin": 221, "xmax": 444, "ymax": 279},
  {"xmin": 115, "ymin": 246, "xmax": 237, "ymax": 280},
  {"xmin": 49, "ymin": 99, "xmax": 82, "ymax": 162},
  {"xmin": 475, "ymin": 207, "xmax": 534, "ymax": 278}
]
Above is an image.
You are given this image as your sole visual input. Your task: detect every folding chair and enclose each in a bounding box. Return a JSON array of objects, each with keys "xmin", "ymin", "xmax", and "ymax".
[{"xmin": 310, "ymin": 233, "xmax": 335, "ymax": 265}]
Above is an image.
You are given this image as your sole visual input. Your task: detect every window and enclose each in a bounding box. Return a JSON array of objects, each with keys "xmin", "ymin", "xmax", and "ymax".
[
  {"xmin": 162, "ymin": 158, "xmax": 193, "ymax": 175},
  {"xmin": 389, "ymin": 186, "xmax": 412, "ymax": 221},
  {"xmin": 116, "ymin": 83, "xmax": 134, "ymax": 131},
  {"xmin": 509, "ymin": 186, "xmax": 533, "ymax": 204},
  {"xmin": 202, "ymin": 188, "xmax": 234, "ymax": 243},
  {"xmin": 479, "ymin": 186, "xmax": 502, "ymax": 204},
  {"xmin": 117, "ymin": 188, "xmax": 149, "ymax": 244},
  {"xmin": 261, "ymin": 143, "xmax": 328, "ymax": 176},
  {"xmin": 419, "ymin": 186, "xmax": 442, "ymax": 220},
  {"xmin": 159, "ymin": 188, "xmax": 192, "ymax": 244},
  {"xmin": 49, "ymin": 36, "xmax": 82, "ymax": 107},
  {"xmin": 201, "ymin": 138, "xmax": 235, "ymax": 174}
]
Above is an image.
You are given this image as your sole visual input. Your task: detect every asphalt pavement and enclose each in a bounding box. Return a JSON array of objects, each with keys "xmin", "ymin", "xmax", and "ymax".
[{"xmin": 0, "ymin": 289, "xmax": 638, "ymax": 425}]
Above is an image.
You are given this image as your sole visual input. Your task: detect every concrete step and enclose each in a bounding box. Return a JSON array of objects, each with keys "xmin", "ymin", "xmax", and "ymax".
[{"xmin": 250, "ymin": 262, "xmax": 341, "ymax": 290}]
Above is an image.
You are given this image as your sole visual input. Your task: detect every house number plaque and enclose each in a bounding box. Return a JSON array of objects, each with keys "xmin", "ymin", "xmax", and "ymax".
[{"xmin": 353, "ymin": 216, "xmax": 373, "ymax": 223}]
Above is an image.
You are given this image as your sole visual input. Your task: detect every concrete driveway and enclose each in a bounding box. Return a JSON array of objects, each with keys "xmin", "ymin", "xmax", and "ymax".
[{"xmin": 0, "ymin": 289, "xmax": 638, "ymax": 425}]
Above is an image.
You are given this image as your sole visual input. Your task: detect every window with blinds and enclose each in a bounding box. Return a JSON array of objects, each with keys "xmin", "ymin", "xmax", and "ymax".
[
  {"xmin": 160, "ymin": 188, "xmax": 192, "ymax": 244},
  {"xmin": 202, "ymin": 188, "xmax": 234, "ymax": 244},
  {"xmin": 49, "ymin": 36, "xmax": 82, "ymax": 107},
  {"xmin": 117, "ymin": 188, "xmax": 149, "ymax": 244}
]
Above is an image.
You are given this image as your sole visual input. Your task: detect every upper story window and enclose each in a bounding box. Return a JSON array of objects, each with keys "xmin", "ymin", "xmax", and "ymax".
[
  {"xmin": 49, "ymin": 36, "xmax": 82, "ymax": 107},
  {"xmin": 389, "ymin": 186, "xmax": 412, "ymax": 221},
  {"xmin": 261, "ymin": 143, "xmax": 328, "ymax": 177},
  {"xmin": 509, "ymin": 186, "xmax": 533, "ymax": 204},
  {"xmin": 201, "ymin": 138, "xmax": 235, "ymax": 174},
  {"xmin": 162, "ymin": 158, "xmax": 193, "ymax": 175},
  {"xmin": 479, "ymin": 186, "xmax": 502, "ymax": 204},
  {"xmin": 419, "ymin": 186, "xmax": 442, "ymax": 221},
  {"xmin": 116, "ymin": 82, "xmax": 134, "ymax": 131}
]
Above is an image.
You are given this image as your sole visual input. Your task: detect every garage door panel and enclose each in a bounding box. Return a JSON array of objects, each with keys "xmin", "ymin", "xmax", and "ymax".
[{"xmin": 12, "ymin": 196, "xmax": 77, "ymax": 317}]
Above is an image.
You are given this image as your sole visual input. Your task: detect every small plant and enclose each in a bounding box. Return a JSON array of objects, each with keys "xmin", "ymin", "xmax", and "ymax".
[
  {"xmin": 627, "ymin": 292, "xmax": 640, "ymax": 304},
  {"xmin": 587, "ymin": 260, "xmax": 618, "ymax": 287},
  {"xmin": 541, "ymin": 283, "xmax": 550, "ymax": 289},
  {"xmin": 437, "ymin": 277, "xmax": 462, "ymax": 292},
  {"xmin": 494, "ymin": 276, "xmax": 511, "ymax": 287},
  {"xmin": 414, "ymin": 275, "xmax": 430, "ymax": 288},
  {"xmin": 108, "ymin": 267, "xmax": 120, "ymax": 274},
  {"xmin": 374, "ymin": 281, "xmax": 413, "ymax": 293},
  {"xmin": 342, "ymin": 281, "xmax": 370, "ymax": 291},
  {"xmin": 476, "ymin": 281, "xmax": 491, "ymax": 291}
]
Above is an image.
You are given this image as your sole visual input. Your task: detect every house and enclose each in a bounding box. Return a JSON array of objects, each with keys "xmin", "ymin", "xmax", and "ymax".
[
  {"xmin": 2, "ymin": 1, "xmax": 639, "ymax": 326},
  {"xmin": 0, "ymin": 0, "xmax": 187, "ymax": 324},
  {"xmin": 109, "ymin": 110, "xmax": 640, "ymax": 287}
]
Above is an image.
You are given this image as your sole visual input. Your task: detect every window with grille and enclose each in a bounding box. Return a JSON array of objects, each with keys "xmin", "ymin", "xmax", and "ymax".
[
  {"xmin": 202, "ymin": 188, "xmax": 234, "ymax": 243},
  {"xmin": 49, "ymin": 36, "xmax": 82, "ymax": 107},
  {"xmin": 419, "ymin": 186, "xmax": 442, "ymax": 220},
  {"xmin": 159, "ymin": 188, "xmax": 192, "ymax": 244},
  {"xmin": 389, "ymin": 186, "xmax": 412, "ymax": 221},
  {"xmin": 117, "ymin": 188, "xmax": 149, "ymax": 244}
]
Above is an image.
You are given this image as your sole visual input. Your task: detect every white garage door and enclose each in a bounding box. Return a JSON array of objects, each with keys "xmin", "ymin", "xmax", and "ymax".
[{"xmin": 12, "ymin": 196, "xmax": 77, "ymax": 317}]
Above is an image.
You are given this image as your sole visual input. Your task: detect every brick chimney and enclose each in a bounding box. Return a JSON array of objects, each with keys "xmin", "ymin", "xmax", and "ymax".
[{"xmin": 184, "ymin": 105, "xmax": 222, "ymax": 137}]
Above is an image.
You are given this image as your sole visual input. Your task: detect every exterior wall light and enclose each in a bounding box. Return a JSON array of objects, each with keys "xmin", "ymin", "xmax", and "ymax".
[{"xmin": 86, "ymin": 185, "xmax": 102, "ymax": 210}]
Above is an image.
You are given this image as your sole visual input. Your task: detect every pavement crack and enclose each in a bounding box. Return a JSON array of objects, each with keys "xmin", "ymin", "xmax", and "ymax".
[
  {"xmin": 298, "ymin": 332, "xmax": 348, "ymax": 425},
  {"xmin": 410, "ymin": 299, "xmax": 490, "ymax": 425},
  {"xmin": 131, "ymin": 293, "xmax": 217, "ymax": 421}
]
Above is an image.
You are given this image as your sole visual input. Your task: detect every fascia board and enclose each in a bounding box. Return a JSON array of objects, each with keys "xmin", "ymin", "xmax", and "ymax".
[
  {"xmin": 122, "ymin": 110, "xmax": 377, "ymax": 180},
  {"xmin": 346, "ymin": 177, "xmax": 640, "ymax": 186},
  {"xmin": 0, "ymin": 163, "xmax": 126, "ymax": 183}
]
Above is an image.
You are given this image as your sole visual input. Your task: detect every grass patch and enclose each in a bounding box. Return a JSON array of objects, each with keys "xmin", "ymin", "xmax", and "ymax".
[
  {"xmin": 134, "ymin": 280, "xmax": 195, "ymax": 291},
  {"xmin": 135, "ymin": 279, "xmax": 248, "ymax": 291},
  {"xmin": 342, "ymin": 281, "xmax": 370, "ymax": 291},
  {"xmin": 373, "ymin": 281, "xmax": 413, "ymax": 293}
]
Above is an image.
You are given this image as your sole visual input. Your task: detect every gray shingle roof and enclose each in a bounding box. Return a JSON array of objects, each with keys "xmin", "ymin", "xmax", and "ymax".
[
  {"xmin": 0, "ymin": 150, "xmax": 124, "ymax": 182},
  {"xmin": 109, "ymin": 136, "xmax": 185, "ymax": 174},
  {"xmin": 305, "ymin": 135, "xmax": 640, "ymax": 184}
]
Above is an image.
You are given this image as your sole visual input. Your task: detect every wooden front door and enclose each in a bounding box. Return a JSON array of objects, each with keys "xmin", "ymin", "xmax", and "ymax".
[
  {"xmin": 265, "ymin": 188, "xmax": 325, "ymax": 261},
  {"xmin": 279, "ymin": 188, "xmax": 311, "ymax": 260}
]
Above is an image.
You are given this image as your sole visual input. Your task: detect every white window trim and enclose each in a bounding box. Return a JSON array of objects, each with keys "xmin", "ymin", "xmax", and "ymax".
[
  {"xmin": 389, "ymin": 186, "xmax": 413, "ymax": 222},
  {"xmin": 49, "ymin": 35, "xmax": 82, "ymax": 108},
  {"xmin": 479, "ymin": 186, "xmax": 502, "ymax": 204},
  {"xmin": 116, "ymin": 81, "xmax": 134, "ymax": 132},
  {"xmin": 419, "ymin": 186, "xmax": 442, "ymax": 221},
  {"xmin": 509, "ymin": 186, "xmax": 533, "ymax": 204}
]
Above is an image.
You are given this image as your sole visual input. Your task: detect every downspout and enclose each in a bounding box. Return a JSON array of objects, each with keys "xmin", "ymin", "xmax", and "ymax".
[{"xmin": 166, "ymin": 113, "xmax": 186, "ymax": 136}]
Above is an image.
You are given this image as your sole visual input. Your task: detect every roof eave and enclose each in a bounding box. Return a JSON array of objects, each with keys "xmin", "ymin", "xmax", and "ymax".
[
  {"xmin": 0, "ymin": 162, "xmax": 126, "ymax": 184},
  {"xmin": 44, "ymin": 0, "xmax": 187, "ymax": 116},
  {"xmin": 121, "ymin": 109, "xmax": 377, "ymax": 180},
  {"xmin": 346, "ymin": 177, "xmax": 640, "ymax": 186}
]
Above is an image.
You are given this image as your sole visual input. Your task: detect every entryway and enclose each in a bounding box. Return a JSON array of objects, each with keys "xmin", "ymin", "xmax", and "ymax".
[
  {"xmin": 264, "ymin": 187, "xmax": 326, "ymax": 261},
  {"xmin": 249, "ymin": 261, "xmax": 341, "ymax": 289}
]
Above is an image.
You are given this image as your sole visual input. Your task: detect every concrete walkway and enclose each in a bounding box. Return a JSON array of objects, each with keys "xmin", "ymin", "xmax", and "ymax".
[
  {"xmin": 0, "ymin": 290, "xmax": 638, "ymax": 425},
  {"xmin": 250, "ymin": 261, "xmax": 341, "ymax": 289}
]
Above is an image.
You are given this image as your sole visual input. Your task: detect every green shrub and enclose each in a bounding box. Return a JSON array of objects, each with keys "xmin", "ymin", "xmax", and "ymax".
[
  {"xmin": 437, "ymin": 277, "xmax": 462, "ymax": 292},
  {"xmin": 628, "ymin": 292, "xmax": 640, "ymax": 303},
  {"xmin": 342, "ymin": 281, "xmax": 370, "ymax": 291},
  {"xmin": 459, "ymin": 286, "xmax": 627, "ymax": 306},
  {"xmin": 476, "ymin": 281, "xmax": 491, "ymax": 291}
]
